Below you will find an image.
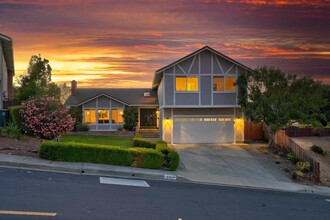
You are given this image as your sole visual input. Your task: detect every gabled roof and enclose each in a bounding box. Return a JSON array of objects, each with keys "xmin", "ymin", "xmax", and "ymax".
[
  {"xmin": 0, "ymin": 33, "xmax": 14, "ymax": 73},
  {"xmin": 65, "ymin": 88, "xmax": 158, "ymax": 107},
  {"xmin": 152, "ymin": 45, "xmax": 251, "ymax": 89}
]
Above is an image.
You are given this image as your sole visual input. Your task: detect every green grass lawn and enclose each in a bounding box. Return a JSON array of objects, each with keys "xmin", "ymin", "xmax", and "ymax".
[{"xmin": 60, "ymin": 135, "xmax": 133, "ymax": 148}]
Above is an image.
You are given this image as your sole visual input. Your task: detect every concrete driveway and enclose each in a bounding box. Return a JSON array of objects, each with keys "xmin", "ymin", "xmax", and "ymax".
[{"xmin": 172, "ymin": 144, "xmax": 292, "ymax": 187}]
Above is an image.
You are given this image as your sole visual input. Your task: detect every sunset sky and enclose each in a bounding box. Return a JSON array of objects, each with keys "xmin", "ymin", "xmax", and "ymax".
[{"xmin": 1, "ymin": 0, "xmax": 329, "ymax": 88}]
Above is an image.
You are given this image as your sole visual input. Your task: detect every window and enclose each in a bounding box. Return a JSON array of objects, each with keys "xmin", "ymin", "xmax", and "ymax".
[
  {"xmin": 84, "ymin": 110, "xmax": 96, "ymax": 124},
  {"xmin": 112, "ymin": 109, "xmax": 123, "ymax": 124},
  {"xmin": 213, "ymin": 77, "xmax": 236, "ymax": 91},
  {"xmin": 176, "ymin": 77, "xmax": 198, "ymax": 91},
  {"xmin": 98, "ymin": 110, "xmax": 109, "ymax": 124}
]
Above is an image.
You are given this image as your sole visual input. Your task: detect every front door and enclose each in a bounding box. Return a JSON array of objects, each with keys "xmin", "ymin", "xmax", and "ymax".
[{"xmin": 140, "ymin": 108, "xmax": 157, "ymax": 128}]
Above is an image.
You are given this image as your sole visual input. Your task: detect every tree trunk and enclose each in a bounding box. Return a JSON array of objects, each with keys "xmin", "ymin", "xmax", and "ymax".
[{"xmin": 268, "ymin": 132, "xmax": 275, "ymax": 148}]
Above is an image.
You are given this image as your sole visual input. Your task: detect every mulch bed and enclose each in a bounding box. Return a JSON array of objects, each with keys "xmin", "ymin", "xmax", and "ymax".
[{"xmin": 0, "ymin": 136, "xmax": 42, "ymax": 159}]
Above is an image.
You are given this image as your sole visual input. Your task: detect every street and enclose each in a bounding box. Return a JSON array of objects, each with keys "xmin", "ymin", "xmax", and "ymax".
[{"xmin": 0, "ymin": 167, "xmax": 329, "ymax": 220}]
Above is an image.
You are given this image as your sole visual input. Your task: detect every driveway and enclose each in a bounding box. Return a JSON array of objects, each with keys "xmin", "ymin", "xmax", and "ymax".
[{"xmin": 172, "ymin": 144, "xmax": 292, "ymax": 187}]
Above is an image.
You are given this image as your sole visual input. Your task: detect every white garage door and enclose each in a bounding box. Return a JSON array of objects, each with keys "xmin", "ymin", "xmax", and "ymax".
[{"xmin": 173, "ymin": 116, "xmax": 234, "ymax": 144}]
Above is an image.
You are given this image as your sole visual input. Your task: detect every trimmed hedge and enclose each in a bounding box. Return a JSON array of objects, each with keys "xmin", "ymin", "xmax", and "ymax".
[
  {"xmin": 8, "ymin": 106, "xmax": 23, "ymax": 128},
  {"xmin": 39, "ymin": 142, "xmax": 133, "ymax": 166},
  {"xmin": 129, "ymin": 148, "xmax": 164, "ymax": 169},
  {"xmin": 133, "ymin": 137, "xmax": 156, "ymax": 149},
  {"xmin": 155, "ymin": 142, "xmax": 180, "ymax": 171}
]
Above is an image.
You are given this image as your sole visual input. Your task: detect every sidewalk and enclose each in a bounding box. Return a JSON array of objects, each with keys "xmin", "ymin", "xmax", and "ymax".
[{"xmin": 1, "ymin": 154, "xmax": 330, "ymax": 196}]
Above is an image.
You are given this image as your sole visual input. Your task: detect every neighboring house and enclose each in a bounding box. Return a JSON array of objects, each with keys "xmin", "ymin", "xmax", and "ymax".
[
  {"xmin": 0, "ymin": 34, "xmax": 14, "ymax": 111},
  {"xmin": 65, "ymin": 46, "xmax": 250, "ymax": 144}
]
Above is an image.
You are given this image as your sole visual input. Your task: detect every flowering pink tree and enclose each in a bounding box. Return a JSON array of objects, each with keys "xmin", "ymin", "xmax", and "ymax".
[{"xmin": 20, "ymin": 97, "xmax": 75, "ymax": 139}]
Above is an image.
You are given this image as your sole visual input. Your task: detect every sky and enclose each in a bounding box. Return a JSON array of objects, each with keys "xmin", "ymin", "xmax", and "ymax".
[{"xmin": 0, "ymin": 0, "xmax": 329, "ymax": 88}]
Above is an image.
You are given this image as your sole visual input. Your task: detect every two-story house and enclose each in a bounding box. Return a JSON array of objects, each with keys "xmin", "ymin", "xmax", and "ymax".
[
  {"xmin": 0, "ymin": 34, "xmax": 15, "ymax": 112},
  {"xmin": 65, "ymin": 46, "xmax": 249, "ymax": 144}
]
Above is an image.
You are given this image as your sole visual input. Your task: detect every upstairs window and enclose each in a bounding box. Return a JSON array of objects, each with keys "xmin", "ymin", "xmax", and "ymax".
[
  {"xmin": 176, "ymin": 77, "xmax": 198, "ymax": 92},
  {"xmin": 213, "ymin": 76, "xmax": 236, "ymax": 91}
]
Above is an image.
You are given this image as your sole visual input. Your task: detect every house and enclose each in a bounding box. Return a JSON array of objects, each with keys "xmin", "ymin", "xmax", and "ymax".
[
  {"xmin": 0, "ymin": 34, "xmax": 15, "ymax": 126},
  {"xmin": 65, "ymin": 46, "xmax": 250, "ymax": 144}
]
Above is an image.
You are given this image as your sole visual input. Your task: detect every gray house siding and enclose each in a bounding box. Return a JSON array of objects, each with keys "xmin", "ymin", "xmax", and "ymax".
[
  {"xmin": 158, "ymin": 48, "xmax": 242, "ymax": 108},
  {"xmin": 82, "ymin": 95, "xmax": 125, "ymax": 131}
]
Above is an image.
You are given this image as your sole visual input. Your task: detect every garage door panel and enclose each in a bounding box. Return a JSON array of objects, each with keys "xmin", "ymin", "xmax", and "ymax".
[{"xmin": 173, "ymin": 117, "xmax": 234, "ymax": 144}]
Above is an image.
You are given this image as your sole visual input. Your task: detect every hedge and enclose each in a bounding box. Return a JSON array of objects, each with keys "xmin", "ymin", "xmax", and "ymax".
[
  {"xmin": 129, "ymin": 148, "xmax": 164, "ymax": 169},
  {"xmin": 132, "ymin": 137, "xmax": 156, "ymax": 149},
  {"xmin": 8, "ymin": 106, "xmax": 23, "ymax": 128},
  {"xmin": 155, "ymin": 142, "xmax": 180, "ymax": 171},
  {"xmin": 39, "ymin": 142, "xmax": 133, "ymax": 166}
]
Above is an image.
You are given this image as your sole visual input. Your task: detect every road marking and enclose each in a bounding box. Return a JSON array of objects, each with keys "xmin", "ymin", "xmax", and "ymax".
[
  {"xmin": 100, "ymin": 177, "xmax": 150, "ymax": 187},
  {"xmin": 326, "ymin": 199, "xmax": 330, "ymax": 202},
  {"xmin": 0, "ymin": 210, "xmax": 56, "ymax": 216}
]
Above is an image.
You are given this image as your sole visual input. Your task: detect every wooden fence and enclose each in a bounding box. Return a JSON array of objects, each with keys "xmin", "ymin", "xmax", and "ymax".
[
  {"xmin": 285, "ymin": 128, "xmax": 330, "ymax": 137},
  {"xmin": 275, "ymin": 130, "xmax": 321, "ymax": 182}
]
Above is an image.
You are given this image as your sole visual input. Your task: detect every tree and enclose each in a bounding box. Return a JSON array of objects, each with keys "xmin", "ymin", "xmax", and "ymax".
[
  {"xmin": 123, "ymin": 107, "xmax": 138, "ymax": 131},
  {"xmin": 20, "ymin": 97, "xmax": 75, "ymax": 139},
  {"xmin": 236, "ymin": 66, "xmax": 326, "ymax": 147},
  {"xmin": 15, "ymin": 55, "xmax": 61, "ymax": 103}
]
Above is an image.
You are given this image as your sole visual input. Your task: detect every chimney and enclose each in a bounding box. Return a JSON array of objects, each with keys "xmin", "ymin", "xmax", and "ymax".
[{"xmin": 71, "ymin": 80, "xmax": 77, "ymax": 96}]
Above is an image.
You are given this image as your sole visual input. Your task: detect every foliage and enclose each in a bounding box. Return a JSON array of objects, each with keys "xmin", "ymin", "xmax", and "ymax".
[
  {"xmin": 310, "ymin": 145, "xmax": 326, "ymax": 155},
  {"xmin": 133, "ymin": 137, "xmax": 156, "ymax": 149},
  {"xmin": 292, "ymin": 171, "xmax": 304, "ymax": 179},
  {"xmin": 60, "ymin": 135, "xmax": 132, "ymax": 148},
  {"xmin": 236, "ymin": 66, "xmax": 326, "ymax": 146},
  {"xmin": 81, "ymin": 124, "xmax": 90, "ymax": 131},
  {"xmin": 129, "ymin": 147, "xmax": 164, "ymax": 169},
  {"xmin": 287, "ymin": 152, "xmax": 299, "ymax": 164},
  {"xmin": 39, "ymin": 142, "xmax": 133, "ymax": 166},
  {"xmin": 20, "ymin": 97, "xmax": 75, "ymax": 139},
  {"xmin": 123, "ymin": 107, "xmax": 138, "ymax": 131},
  {"xmin": 1, "ymin": 123, "xmax": 21, "ymax": 139},
  {"xmin": 156, "ymin": 142, "xmax": 180, "ymax": 171},
  {"xmin": 15, "ymin": 55, "xmax": 61, "ymax": 103},
  {"xmin": 69, "ymin": 106, "xmax": 83, "ymax": 131},
  {"xmin": 321, "ymin": 85, "xmax": 330, "ymax": 124},
  {"xmin": 296, "ymin": 161, "xmax": 311, "ymax": 173},
  {"xmin": 8, "ymin": 106, "xmax": 23, "ymax": 128}
]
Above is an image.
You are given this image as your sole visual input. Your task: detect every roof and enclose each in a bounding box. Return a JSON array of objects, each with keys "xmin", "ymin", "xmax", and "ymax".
[
  {"xmin": 152, "ymin": 45, "xmax": 251, "ymax": 89},
  {"xmin": 0, "ymin": 33, "xmax": 14, "ymax": 73},
  {"xmin": 65, "ymin": 88, "xmax": 158, "ymax": 107}
]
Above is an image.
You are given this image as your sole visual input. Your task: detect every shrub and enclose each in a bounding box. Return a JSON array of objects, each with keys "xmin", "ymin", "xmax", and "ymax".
[
  {"xmin": 69, "ymin": 106, "xmax": 83, "ymax": 131},
  {"xmin": 296, "ymin": 161, "xmax": 311, "ymax": 173},
  {"xmin": 155, "ymin": 142, "xmax": 180, "ymax": 171},
  {"xmin": 167, "ymin": 149, "xmax": 180, "ymax": 171},
  {"xmin": 81, "ymin": 124, "xmax": 90, "ymax": 132},
  {"xmin": 1, "ymin": 123, "xmax": 21, "ymax": 139},
  {"xmin": 292, "ymin": 171, "xmax": 304, "ymax": 179},
  {"xmin": 123, "ymin": 107, "xmax": 138, "ymax": 131},
  {"xmin": 8, "ymin": 106, "xmax": 23, "ymax": 128},
  {"xmin": 133, "ymin": 137, "xmax": 156, "ymax": 149},
  {"xmin": 39, "ymin": 142, "xmax": 133, "ymax": 166},
  {"xmin": 129, "ymin": 147, "xmax": 164, "ymax": 169},
  {"xmin": 287, "ymin": 152, "xmax": 299, "ymax": 164},
  {"xmin": 20, "ymin": 97, "xmax": 75, "ymax": 139},
  {"xmin": 310, "ymin": 145, "xmax": 325, "ymax": 155}
]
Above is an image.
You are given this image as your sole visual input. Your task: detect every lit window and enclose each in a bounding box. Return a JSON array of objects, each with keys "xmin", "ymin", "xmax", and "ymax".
[
  {"xmin": 213, "ymin": 77, "xmax": 236, "ymax": 91},
  {"xmin": 225, "ymin": 77, "xmax": 236, "ymax": 91},
  {"xmin": 112, "ymin": 109, "xmax": 123, "ymax": 124},
  {"xmin": 176, "ymin": 77, "xmax": 198, "ymax": 91},
  {"xmin": 213, "ymin": 77, "xmax": 224, "ymax": 91},
  {"xmin": 84, "ymin": 110, "xmax": 96, "ymax": 124},
  {"xmin": 98, "ymin": 110, "xmax": 109, "ymax": 124}
]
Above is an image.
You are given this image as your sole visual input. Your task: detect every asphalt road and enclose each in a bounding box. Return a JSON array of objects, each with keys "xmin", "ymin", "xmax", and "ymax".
[{"xmin": 0, "ymin": 167, "xmax": 329, "ymax": 220}]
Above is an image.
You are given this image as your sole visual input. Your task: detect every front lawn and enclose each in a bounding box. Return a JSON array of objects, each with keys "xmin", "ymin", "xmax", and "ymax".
[{"xmin": 60, "ymin": 135, "xmax": 133, "ymax": 148}]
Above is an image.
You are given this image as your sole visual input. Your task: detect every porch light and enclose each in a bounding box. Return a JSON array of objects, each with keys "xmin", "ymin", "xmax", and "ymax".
[{"xmin": 120, "ymin": 111, "xmax": 123, "ymax": 115}]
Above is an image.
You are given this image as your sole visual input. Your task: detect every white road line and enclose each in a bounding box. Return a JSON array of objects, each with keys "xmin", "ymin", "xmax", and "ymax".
[
  {"xmin": 326, "ymin": 199, "xmax": 330, "ymax": 202},
  {"xmin": 100, "ymin": 177, "xmax": 150, "ymax": 187},
  {"xmin": 0, "ymin": 210, "xmax": 57, "ymax": 216}
]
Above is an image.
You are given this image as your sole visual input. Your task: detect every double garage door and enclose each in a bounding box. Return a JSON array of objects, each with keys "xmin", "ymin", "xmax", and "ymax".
[{"xmin": 173, "ymin": 116, "xmax": 235, "ymax": 144}]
